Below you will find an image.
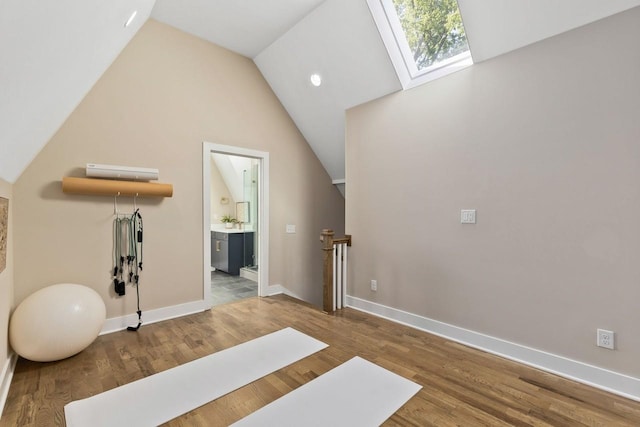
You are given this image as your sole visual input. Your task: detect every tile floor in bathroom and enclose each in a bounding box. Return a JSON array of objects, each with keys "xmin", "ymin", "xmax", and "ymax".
[{"xmin": 211, "ymin": 270, "xmax": 258, "ymax": 306}]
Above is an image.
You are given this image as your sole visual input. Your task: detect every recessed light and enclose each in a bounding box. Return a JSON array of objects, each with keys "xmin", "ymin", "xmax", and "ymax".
[
  {"xmin": 310, "ymin": 73, "xmax": 322, "ymax": 87},
  {"xmin": 125, "ymin": 10, "xmax": 138, "ymax": 28}
]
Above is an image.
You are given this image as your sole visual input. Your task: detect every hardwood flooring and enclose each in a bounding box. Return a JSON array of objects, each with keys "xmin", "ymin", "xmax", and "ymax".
[{"xmin": 2, "ymin": 295, "xmax": 640, "ymax": 426}]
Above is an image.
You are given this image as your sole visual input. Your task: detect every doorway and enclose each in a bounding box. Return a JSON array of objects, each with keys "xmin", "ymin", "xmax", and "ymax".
[{"xmin": 202, "ymin": 143, "xmax": 269, "ymax": 308}]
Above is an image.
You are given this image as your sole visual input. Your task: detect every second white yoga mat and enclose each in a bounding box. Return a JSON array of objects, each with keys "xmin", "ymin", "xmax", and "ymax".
[
  {"xmin": 64, "ymin": 327, "xmax": 327, "ymax": 427},
  {"xmin": 232, "ymin": 356, "xmax": 422, "ymax": 426}
]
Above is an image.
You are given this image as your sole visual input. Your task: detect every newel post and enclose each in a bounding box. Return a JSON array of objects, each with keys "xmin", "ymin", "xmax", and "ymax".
[{"xmin": 320, "ymin": 229, "xmax": 335, "ymax": 313}]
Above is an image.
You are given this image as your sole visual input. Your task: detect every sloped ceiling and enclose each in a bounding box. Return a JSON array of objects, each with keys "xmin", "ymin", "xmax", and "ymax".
[
  {"xmin": 458, "ymin": 0, "xmax": 640, "ymax": 62},
  {"xmin": 151, "ymin": 0, "xmax": 326, "ymax": 58},
  {"xmin": 2, "ymin": 0, "xmax": 640, "ymax": 183},
  {"xmin": 254, "ymin": 0, "xmax": 401, "ymax": 180},
  {"xmin": 0, "ymin": 0, "xmax": 155, "ymax": 183}
]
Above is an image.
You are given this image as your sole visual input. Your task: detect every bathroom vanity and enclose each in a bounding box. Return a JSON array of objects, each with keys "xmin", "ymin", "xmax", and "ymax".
[{"xmin": 211, "ymin": 230, "xmax": 254, "ymax": 275}]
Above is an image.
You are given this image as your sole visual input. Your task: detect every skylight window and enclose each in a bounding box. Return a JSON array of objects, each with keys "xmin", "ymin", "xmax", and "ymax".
[{"xmin": 367, "ymin": 0, "xmax": 473, "ymax": 89}]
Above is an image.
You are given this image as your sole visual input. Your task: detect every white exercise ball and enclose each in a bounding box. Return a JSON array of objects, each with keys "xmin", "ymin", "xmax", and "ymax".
[{"xmin": 9, "ymin": 283, "xmax": 106, "ymax": 362}]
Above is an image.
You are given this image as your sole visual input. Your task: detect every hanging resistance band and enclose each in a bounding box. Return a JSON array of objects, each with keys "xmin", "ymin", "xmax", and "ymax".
[
  {"xmin": 127, "ymin": 209, "xmax": 143, "ymax": 331},
  {"xmin": 112, "ymin": 217, "xmax": 128, "ymax": 296},
  {"xmin": 112, "ymin": 208, "xmax": 144, "ymax": 331}
]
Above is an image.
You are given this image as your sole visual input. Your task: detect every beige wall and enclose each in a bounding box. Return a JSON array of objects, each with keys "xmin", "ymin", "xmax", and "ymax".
[
  {"xmin": 13, "ymin": 19, "xmax": 344, "ymax": 318},
  {"xmin": 0, "ymin": 179, "xmax": 13, "ymax": 371},
  {"xmin": 346, "ymin": 8, "xmax": 640, "ymax": 376}
]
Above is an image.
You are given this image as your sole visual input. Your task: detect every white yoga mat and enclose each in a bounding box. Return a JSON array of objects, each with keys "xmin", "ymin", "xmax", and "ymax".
[
  {"xmin": 64, "ymin": 327, "xmax": 328, "ymax": 427},
  {"xmin": 232, "ymin": 356, "xmax": 422, "ymax": 426}
]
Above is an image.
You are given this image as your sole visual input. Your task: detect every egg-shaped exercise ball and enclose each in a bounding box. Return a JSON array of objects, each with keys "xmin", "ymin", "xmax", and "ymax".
[{"xmin": 9, "ymin": 283, "xmax": 106, "ymax": 362}]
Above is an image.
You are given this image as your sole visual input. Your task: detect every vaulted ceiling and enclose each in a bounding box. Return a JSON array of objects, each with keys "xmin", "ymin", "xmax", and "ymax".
[{"xmin": 2, "ymin": 0, "xmax": 640, "ymax": 183}]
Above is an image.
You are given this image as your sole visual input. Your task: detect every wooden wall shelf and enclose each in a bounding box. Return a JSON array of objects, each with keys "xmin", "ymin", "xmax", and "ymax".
[{"xmin": 62, "ymin": 177, "xmax": 173, "ymax": 197}]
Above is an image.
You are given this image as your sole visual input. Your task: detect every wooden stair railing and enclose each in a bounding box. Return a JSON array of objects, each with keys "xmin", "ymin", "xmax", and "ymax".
[{"xmin": 320, "ymin": 229, "xmax": 352, "ymax": 313}]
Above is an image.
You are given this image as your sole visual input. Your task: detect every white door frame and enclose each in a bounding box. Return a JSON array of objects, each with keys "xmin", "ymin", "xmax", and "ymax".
[{"xmin": 202, "ymin": 142, "xmax": 269, "ymax": 308}]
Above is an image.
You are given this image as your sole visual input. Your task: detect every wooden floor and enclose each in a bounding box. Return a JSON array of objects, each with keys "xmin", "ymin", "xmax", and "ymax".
[{"xmin": 3, "ymin": 295, "xmax": 640, "ymax": 426}]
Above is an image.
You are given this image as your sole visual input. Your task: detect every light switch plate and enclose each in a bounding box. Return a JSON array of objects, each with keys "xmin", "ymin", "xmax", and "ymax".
[
  {"xmin": 286, "ymin": 224, "xmax": 296, "ymax": 234},
  {"xmin": 461, "ymin": 209, "xmax": 476, "ymax": 224}
]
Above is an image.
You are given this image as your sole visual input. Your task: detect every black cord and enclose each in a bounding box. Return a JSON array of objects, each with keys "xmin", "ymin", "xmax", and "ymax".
[{"xmin": 127, "ymin": 209, "xmax": 143, "ymax": 332}]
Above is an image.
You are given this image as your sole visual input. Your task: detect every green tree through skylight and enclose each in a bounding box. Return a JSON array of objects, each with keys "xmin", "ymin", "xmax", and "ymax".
[{"xmin": 392, "ymin": 0, "xmax": 468, "ymax": 69}]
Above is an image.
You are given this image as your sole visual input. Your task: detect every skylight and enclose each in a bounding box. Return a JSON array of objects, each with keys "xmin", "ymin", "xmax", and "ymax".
[{"xmin": 367, "ymin": 0, "xmax": 473, "ymax": 89}]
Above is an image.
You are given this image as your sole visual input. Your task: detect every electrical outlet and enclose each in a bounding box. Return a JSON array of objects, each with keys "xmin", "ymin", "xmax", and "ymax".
[
  {"xmin": 370, "ymin": 280, "xmax": 377, "ymax": 291},
  {"xmin": 597, "ymin": 329, "xmax": 615, "ymax": 350}
]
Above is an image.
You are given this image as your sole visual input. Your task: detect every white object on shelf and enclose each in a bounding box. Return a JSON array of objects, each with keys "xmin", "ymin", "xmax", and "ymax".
[{"xmin": 86, "ymin": 163, "xmax": 159, "ymax": 181}]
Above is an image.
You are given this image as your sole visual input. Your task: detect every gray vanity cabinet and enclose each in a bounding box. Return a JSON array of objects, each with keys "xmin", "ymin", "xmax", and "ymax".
[{"xmin": 211, "ymin": 231, "xmax": 254, "ymax": 275}]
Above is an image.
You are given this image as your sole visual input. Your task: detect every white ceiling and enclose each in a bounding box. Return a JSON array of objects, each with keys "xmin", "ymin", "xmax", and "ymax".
[
  {"xmin": 0, "ymin": 0, "xmax": 155, "ymax": 183},
  {"xmin": 2, "ymin": 0, "xmax": 640, "ymax": 183},
  {"xmin": 458, "ymin": 0, "xmax": 640, "ymax": 62},
  {"xmin": 151, "ymin": 0, "xmax": 326, "ymax": 58},
  {"xmin": 254, "ymin": 0, "xmax": 401, "ymax": 180}
]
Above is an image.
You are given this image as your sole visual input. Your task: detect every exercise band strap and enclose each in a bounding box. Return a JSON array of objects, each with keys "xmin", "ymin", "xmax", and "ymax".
[{"xmin": 127, "ymin": 209, "xmax": 143, "ymax": 331}]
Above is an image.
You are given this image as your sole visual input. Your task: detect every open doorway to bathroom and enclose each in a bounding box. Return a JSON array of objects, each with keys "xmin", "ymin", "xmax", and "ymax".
[
  {"xmin": 210, "ymin": 153, "xmax": 259, "ymax": 305},
  {"xmin": 202, "ymin": 143, "xmax": 269, "ymax": 309}
]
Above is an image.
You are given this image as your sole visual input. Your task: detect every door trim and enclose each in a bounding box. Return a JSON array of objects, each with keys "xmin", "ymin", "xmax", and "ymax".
[{"xmin": 202, "ymin": 142, "xmax": 269, "ymax": 308}]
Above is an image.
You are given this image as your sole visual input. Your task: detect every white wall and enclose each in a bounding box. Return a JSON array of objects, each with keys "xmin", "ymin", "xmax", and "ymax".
[{"xmin": 210, "ymin": 156, "xmax": 236, "ymax": 225}]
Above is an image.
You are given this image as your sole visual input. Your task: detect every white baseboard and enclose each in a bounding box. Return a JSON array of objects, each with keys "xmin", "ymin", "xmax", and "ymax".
[
  {"xmin": 281, "ymin": 287, "xmax": 304, "ymax": 300},
  {"xmin": 264, "ymin": 284, "xmax": 286, "ymax": 297},
  {"xmin": 264, "ymin": 284, "xmax": 305, "ymax": 301},
  {"xmin": 239, "ymin": 268, "xmax": 258, "ymax": 283},
  {"xmin": 101, "ymin": 299, "xmax": 209, "ymax": 335},
  {"xmin": 101, "ymin": 285, "xmax": 295, "ymax": 335},
  {"xmin": 346, "ymin": 295, "xmax": 640, "ymax": 402},
  {"xmin": 0, "ymin": 352, "xmax": 18, "ymax": 419}
]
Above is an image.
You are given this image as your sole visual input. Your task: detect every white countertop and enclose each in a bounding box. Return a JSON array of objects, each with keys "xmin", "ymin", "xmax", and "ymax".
[{"xmin": 211, "ymin": 226, "xmax": 254, "ymax": 234}]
